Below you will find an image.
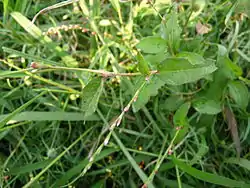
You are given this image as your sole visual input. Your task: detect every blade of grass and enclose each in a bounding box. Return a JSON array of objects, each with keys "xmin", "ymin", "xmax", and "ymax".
[
  {"xmin": 0, "ymin": 70, "xmax": 26, "ymax": 78},
  {"xmin": 109, "ymin": 0, "xmax": 123, "ymax": 24},
  {"xmin": 225, "ymin": 158, "xmax": 250, "ymax": 171},
  {"xmin": 8, "ymin": 159, "xmax": 54, "ymax": 175},
  {"xmin": 112, "ymin": 131, "xmax": 155, "ymax": 188},
  {"xmin": 236, "ymin": 48, "xmax": 250, "ymax": 62},
  {"xmin": 3, "ymin": 0, "xmax": 9, "ymax": 24},
  {"xmin": 145, "ymin": 129, "xmax": 181, "ymax": 186},
  {"xmin": 0, "ymin": 91, "xmax": 47, "ymax": 128},
  {"xmin": 228, "ymin": 20, "xmax": 239, "ymax": 52},
  {"xmin": 172, "ymin": 157, "xmax": 250, "ymax": 187},
  {"xmin": 1, "ymin": 59, "xmax": 80, "ymax": 93}
]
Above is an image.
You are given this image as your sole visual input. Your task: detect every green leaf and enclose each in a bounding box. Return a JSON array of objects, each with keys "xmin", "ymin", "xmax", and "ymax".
[
  {"xmin": 173, "ymin": 102, "xmax": 190, "ymax": 126},
  {"xmin": 216, "ymin": 44, "xmax": 228, "ymax": 57},
  {"xmin": 133, "ymin": 76, "xmax": 165, "ymax": 112},
  {"xmin": 217, "ymin": 56, "xmax": 241, "ymax": 79},
  {"xmin": 204, "ymin": 56, "xmax": 238, "ymax": 102},
  {"xmin": 0, "ymin": 112, "xmax": 100, "ymax": 126},
  {"xmin": 160, "ymin": 95, "xmax": 185, "ymax": 112},
  {"xmin": 177, "ymin": 51, "xmax": 206, "ymax": 65},
  {"xmin": 172, "ymin": 157, "xmax": 249, "ymax": 187},
  {"xmin": 82, "ymin": 77, "xmax": 103, "ymax": 118},
  {"xmin": 223, "ymin": 57, "xmax": 242, "ymax": 77},
  {"xmin": 228, "ymin": 81, "xmax": 249, "ymax": 109},
  {"xmin": 180, "ymin": 37, "xmax": 203, "ymax": 53},
  {"xmin": 145, "ymin": 52, "xmax": 167, "ymax": 69},
  {"xmin": 193, "ymin": 98, "xmax": 221, "ymax": 115},
  {"xmin": 136, "ymin": 36, "xmax": 167, "ymax": 54},
  {"xmin": 0, "ymin": 70, "xmax": 26, "ymax": 78},
  {"xmin": 172, "ymin": 102, "xmax": 190, "ymax": 143},
  {"xmin": 132, "ymin": 77, "xmax": 165, "ymax": 112},
  {"xmin": 225, "ymin": 158, "xmax": 250, "ymax": 171},
  {"xmin": 161, "ymin": 11, "xmax": 181, "ymax": 53},
  {"xmin": 157, "ymin": 58, "xmax": 217, "ymax": 85},
  {"xmin": 136, "ymin": 52, "xmax": 150, "ymax": 75}
]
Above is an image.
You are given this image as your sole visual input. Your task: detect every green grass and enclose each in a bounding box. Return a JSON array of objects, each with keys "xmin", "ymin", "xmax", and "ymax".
[{"xmin": 0, "ymin": 0, "xmax": 250, "ymax": 187}]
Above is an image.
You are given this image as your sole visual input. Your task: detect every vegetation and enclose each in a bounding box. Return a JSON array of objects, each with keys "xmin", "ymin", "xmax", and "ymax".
[{"xmin": 0, "ymin": 0, "xmax": 249, "ymax": 187}]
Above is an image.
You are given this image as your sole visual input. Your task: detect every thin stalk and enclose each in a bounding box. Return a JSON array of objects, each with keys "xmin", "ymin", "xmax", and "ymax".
[
  {"xmin": 30, "ymin": 0, "xmax": 79, "ymax": 25},
  {"xmin": 145, "ymin": 129, "xmax": 181, "ymax": 186},
  {"xmin": 175, "ymin": 152, "xmax": 182, "ymax": 188},
  {"xmin": 34, "ymin": 65, "xmax": 158, "ymax": 77},
  {"xmin": 1, "ymin": 59, "xmax": 80, "ymax": 94}
]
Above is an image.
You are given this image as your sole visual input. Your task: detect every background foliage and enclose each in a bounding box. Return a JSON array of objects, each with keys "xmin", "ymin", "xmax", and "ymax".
[{"xmin": 0, "ymin": 0, "xmax": 249, "ymax": 187}]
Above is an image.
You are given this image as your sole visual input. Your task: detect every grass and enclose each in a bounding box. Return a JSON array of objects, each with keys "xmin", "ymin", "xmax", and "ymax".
[{"xmin": 0, "ymin": 0, "xmax": 250, "ymax": 187}]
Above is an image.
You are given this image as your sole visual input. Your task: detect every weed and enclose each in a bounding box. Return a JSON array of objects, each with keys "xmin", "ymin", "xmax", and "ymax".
[{"xmin": 0, "ymin": 0, "xmax": 249, "ymax": 187}]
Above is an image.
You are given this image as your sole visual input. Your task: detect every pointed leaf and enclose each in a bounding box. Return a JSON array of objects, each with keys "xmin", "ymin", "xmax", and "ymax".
[
  {"xmin": 228, "ymin": 81, "xmax": 249, "ymax": 110},
  {"xmin": 82, "ymin": 77, "xmax": 103, "ymax": 117},
  {"xmin": 145, "ymin": 52, "xmax": 167, "ymax": 69},
  {"xmin": 136, "ymin": 36, "xmax": 167, "ymax": 54},
  {"xmin": 172, "ymin": 157, "xmax": 249, "ymax": 187},
  {"xmin": 133, "ymin": 76, "xmax": 165, "ymax": 112},
  {"xmin": 204, "ymin": 56, "xmax": 238, "ymax": 102},
  {"xmin": 0, "ymin": 112, "xmax": 100, "ymax": 126},
  {"xmin": 173, "ymin": 102, "xmax": 190, "ymax": 126},
  {"xmin": 157, "ymin": 58, "xmax": 217, "ymax": 85},
  {"xmin": 161, "ymin": 11, "xmax": 181, "ymax": 53},
  {"xmin": 0, "ymin": 70, "xmax": 26, "ymax": 78},
  {"xmin": 173, "ymin": 102, "xmax": 190, "ymax": 143},
  {"xmin": 177, "ymin": 51, "xmax": 206, "ymax": 65},
  {"xmin": 160, "ymin": 95, "xmax": 185, "ymax": 112},
  {"xmin": 110, "ymin": 0, "xmax": 121, "ymax": 13},
  {"xmin": 136, "ymin": 52, "xmax": 150, "ymax": 75},
  {"xmin": 193, "ymin": 98, "xmax": 221, "ymax": 115},
  {"xmin": 0, "ymin": 92, "xmax": 46, "ymax": 128}
]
